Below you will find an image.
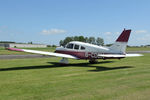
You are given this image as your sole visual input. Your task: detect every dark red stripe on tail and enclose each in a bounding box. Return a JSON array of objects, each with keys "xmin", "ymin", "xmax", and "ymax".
[{"xmin": 116, "ymin": 29, "xmax": 131, "ymax": 42}]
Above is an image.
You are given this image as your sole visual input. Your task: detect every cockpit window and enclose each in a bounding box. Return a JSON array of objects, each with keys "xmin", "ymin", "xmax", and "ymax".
[
  {"xmin": 74, "ymin": 44, "xmax": 79, "ymax": 50},
  {"xmin": 66, "ymin": 43, "xmax": 74, "ymax": 49},
  {"xmin": 81, "ymin": 46, "xmax": 85, "ymax": 50}
]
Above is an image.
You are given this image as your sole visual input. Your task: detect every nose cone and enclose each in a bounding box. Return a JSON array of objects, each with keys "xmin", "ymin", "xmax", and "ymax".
[
  {"xmin": 56, "ymin": 46, "xmax": 63, "ymax": 50},
  {"xmin": 55, "ymin": 46, "xmax": 65, "ymax": 53}
]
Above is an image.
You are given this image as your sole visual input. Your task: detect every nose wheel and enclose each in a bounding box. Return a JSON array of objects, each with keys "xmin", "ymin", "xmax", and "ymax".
[
  {"xmin": 60, "ymin": 58, "xmax": 69, "ymax": 64},
  {"xmin": 89, "ymin": 59, "xmax": 98, "ymax": 64}
]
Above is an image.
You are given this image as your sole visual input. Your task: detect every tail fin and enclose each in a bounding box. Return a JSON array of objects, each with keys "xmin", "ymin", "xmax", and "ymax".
[{"xmin": 109, "ymin": 29, "xmax": 131, "ymax": 54}]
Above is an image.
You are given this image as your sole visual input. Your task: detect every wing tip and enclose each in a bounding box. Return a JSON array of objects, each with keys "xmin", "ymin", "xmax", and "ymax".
[{"xmin": 6, "ymin": 48, "xmax": 24, "ymax": 52}]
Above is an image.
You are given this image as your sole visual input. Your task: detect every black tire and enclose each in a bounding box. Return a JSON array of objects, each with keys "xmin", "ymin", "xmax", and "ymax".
[{"xmin": 89, "ymin": 59, "xmax": 98, "ymax": 64}]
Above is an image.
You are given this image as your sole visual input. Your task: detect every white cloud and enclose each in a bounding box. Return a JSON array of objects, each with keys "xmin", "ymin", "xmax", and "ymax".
[
  {"xmin": 116, "ymin": 32, "xmax": 120, "ymax": 34},
  {"xmin": 105, "ymin": 32, "xmax": 112, "ymax": 35},
  {"xmin": 41, "ymin": 28, "xmax": 67, "ymax": 35},
  {"xmin": 135, "ymin": 30, "xmax": 147, "ymax": 34},
  {"xmin": 136, "ymin": 34, "xmax": 150, "ymax": 41}
]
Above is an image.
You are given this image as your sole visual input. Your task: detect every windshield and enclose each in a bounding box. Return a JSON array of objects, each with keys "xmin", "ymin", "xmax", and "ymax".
[{"xmin": 66, "ymin": 43, "xmax": 74, "ymax": 49}]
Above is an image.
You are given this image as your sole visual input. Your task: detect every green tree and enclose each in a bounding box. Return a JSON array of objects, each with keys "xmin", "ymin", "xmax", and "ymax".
[
  {"xmin": 28, "ymin": 41, "xmax": 33, "ymax": 44},
  {"xmin": 59, "ymin": 36, "xmax": 104, "ymax": 46},
  {"xmin": 84, "ymin": 37, "xmax": 89, "ymax": 43},
  {"xmin": 96, "ymin": 37, "xmax": 104, "ymax": 46},
  {"xmin": 78, "ymin": 36, "xmax": 85, "ymax": 42},
  {"xmin": 73, "ymin": 36, "xmax": 79, "ymax": 41},
  {"xmin": 59, "ymin": 40, "xmax": 64, "ymax": 46},
  {"xmin": 63, "ymin": 37, "xmax": 73, "ymax": 46},
  {"xmin": 88, "ymin": 37, "xmax": 96, "ymax": 44}
]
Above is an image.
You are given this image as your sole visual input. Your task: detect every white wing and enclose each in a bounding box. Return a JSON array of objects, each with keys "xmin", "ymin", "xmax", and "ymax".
[{"xmin": 7, "ymin": 48, "xmax": 78, "ymax": 59}]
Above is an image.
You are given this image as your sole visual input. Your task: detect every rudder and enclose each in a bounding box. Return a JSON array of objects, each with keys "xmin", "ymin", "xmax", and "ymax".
[{"xmin": 109, "ymin": 29, "xmax": 131, "ymax": 54}]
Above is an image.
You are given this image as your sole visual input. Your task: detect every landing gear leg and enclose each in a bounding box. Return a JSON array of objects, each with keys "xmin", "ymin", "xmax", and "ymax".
[
  {"xmin": 89, "ymin": 59, "xmax": 98, "ymax": 64},
  {"xmin": 60, "ymin": 58, "xmax": 69, "ymax": 64}
]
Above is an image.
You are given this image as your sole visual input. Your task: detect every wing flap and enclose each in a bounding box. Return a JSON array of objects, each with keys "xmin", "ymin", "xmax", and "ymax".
[{"xmin": 7, "ymin": 48, "xmax": 78, "ymax": 59}]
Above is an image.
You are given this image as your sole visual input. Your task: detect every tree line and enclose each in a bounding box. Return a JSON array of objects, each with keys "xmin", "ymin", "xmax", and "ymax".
[{"xmin": 59, "ymin": 36, "xmax": 104, "ymax": 46}]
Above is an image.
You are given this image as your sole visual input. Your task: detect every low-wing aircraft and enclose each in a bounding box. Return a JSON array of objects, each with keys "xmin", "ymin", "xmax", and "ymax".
[{"xmin": 7, "ymin": 29, "xmax": 142, "ymax": 64}]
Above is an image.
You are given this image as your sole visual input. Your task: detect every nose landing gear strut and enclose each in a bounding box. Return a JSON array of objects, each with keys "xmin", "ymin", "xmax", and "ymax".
[{"xmin": 60, "ymin": 58, "xmax": 69, "ymax": 64}]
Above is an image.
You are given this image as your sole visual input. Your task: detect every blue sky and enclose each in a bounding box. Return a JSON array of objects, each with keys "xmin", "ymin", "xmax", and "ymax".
[{"xmin": 0, "ymin": 0, "xmax": 150, "ymax": 46}]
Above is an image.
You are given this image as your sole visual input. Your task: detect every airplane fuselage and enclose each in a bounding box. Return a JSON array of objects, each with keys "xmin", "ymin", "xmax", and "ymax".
[{"xmin": 55, "ymin": 41, "xmax": 125, "ymax": 60}]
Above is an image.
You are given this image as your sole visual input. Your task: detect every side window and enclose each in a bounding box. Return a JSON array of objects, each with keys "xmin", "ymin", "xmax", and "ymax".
[
  {"xmin": 66, "ymin": 43, "xmax": 74, "ymax": 49},
  {"xmin": 74, "ymin": 44, "xmax": 79, "ymax": 50},
  {"xmin": 81, "ymin": 46, "xmax": 85, "ymax": 50}
]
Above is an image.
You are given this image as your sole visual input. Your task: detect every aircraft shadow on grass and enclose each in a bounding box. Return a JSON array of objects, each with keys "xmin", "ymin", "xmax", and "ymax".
[{"xmin": 0, "ymin": 61, "xmax": 133, "ymax": 72}]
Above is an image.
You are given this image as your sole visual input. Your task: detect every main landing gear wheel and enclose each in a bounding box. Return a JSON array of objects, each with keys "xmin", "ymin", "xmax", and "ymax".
[
  {"xmin": 89, "ymin": 59, "xmax": 98, "ymax": 64},
  {"xmin": 60, "ymin": 58, "xmax": 69, "ymax": 64}
]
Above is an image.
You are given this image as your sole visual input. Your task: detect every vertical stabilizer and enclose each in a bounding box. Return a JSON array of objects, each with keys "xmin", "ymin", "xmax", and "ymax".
[{"xmin": 109, "ymin": 29, "xmax": 131, "ymax": 54}]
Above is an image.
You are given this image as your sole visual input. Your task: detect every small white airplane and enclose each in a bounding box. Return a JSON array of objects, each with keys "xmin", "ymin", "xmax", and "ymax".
[{"xmin": 7, "ymin": 29, "xmax": 142, "ymax": 64}]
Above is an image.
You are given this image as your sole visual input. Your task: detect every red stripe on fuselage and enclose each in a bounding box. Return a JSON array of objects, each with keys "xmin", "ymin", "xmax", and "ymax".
[
  {"xmin": 55, "ymin": 50, "xmax": 86, "ymax": 59},
  {"xmin": 55, "ymin": 50, "xmax": 125, "ymax": 59}
]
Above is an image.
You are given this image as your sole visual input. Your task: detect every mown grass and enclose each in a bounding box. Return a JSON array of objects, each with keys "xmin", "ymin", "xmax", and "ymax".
[
  {"xmin": 0, "ymin": 53, "xmax": 150, "ymax": 100},
  {"xmin": 127, "ymin": 47, "xmax": 150, "ymax": 51}
]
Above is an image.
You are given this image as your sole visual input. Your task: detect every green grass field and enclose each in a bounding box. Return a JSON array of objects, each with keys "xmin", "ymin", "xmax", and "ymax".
[
  {"xmin": 0, "ymin": 51, "xmax": 150, "ymax": 100},
  {"xmin": 127, "ymin": 47, "xmax": 150, "ymax": 51}
]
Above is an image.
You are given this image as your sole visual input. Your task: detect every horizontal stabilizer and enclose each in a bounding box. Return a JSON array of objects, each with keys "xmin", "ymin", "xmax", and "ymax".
[
  {"xmin": 98, "ymin": 54, "xmax": 143, "ymax": 58},
  {"xmin": 98, "ymin": 53, "xmax": 143, "ymax": 58},
  {"xmin": 125, "ymin": 54, "xmax": 143, "ymax": 57},
  {"xmin": 6, "ymin": 48, "xmax": 78, "ymax": 59}
]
